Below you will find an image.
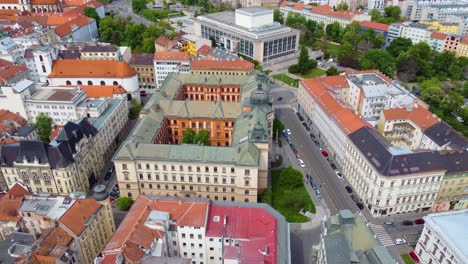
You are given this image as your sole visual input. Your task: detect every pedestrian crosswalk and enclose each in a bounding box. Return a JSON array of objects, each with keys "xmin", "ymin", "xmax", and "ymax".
[
  {"xmin": 320, "ymin": 199, "xmax": 331, "ymax": 218},
  {"xmin": 368, "ymin": 223, "xmax": 394, "ymax": 247}
]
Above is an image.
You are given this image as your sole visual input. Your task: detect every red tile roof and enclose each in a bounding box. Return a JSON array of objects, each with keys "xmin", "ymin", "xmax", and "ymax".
[
  {"xmin": 154, "ymin": 35, "xmax": 178, "ymax": 49},
  {"xmin": 0, "ymin": 109, "xmax": 28, "ymax": 135},
  {"xmin": 383, "ymin": 106, "xmax": 439, "ymax": 131},
  {"xmin": 300, "ymin": 78, "xmax": 328, "ymax": 99},
  {"xmin": 316, "ymin": 93, "xmax": 343, "ymax": 116},
  {"xmin": 54, "ymin": 16, "xmax": 94, "ymax": 38},
  {"xmin": 197, "ymin": 44, "xmax": 212, "ymax": 56},
  {"xmin": 206, "ymin": 205, "xmax": 277, "ymax": 264},
  {"xmin": 59, "ymin": 198, "xmax": 101, "ymax": 236},
  {"xmin": 360, "ymin": 21, "xmax": 390, "ymax": 31},
  {"xmin": 280, "ymin": 1, "xmax": 361, "ymax": 20},
  {"xmin": 190, "ymin": 59, "xmax": 254, "ymax": 71},
  {"xmin": 0, "ymin": 182, "xmax": 30, "ymax": 222},
  {"xmin": 0, "ymin": 59, "xmax": 28, "ymax": 85},
  {"xmin": 30, "ymin": 0, "xmax": 60, "ymax": 4},
  {"xmin": 430, "ymin": 31, "xmax": 448, "ymax": 40},
  {"xmin": 331, "ymin": 108, "xmax": 369, "ymax": 135},
  {"xmin": 80, "ymin": 85, "xmax": 127, "ymax": 98},
  {"xmin": 153, "ymin": 51, "xmax": 191, "ymax": 61},
  {"xmin": 49, "ymin": 125, "xmax": 63, "ymax": 141},
  {"xmin": 461, "ymin": 35, "xmax": 468, "ymax": 45},
  {"xmin": 49, "ymin": 60, "xmax": 137, "ymax": 78},
  {"xmin": 319, "ymin": 75, "xmax": 348, "ymax": 89}
]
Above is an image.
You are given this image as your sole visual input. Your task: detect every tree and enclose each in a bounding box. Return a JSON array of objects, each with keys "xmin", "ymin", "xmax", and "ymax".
[
  {"xmin": 83, "ymin": 7, "xmax": 100, "ymax": 25},
  {"xmin": 386, "ymin": 37, "xmax": 412, "ymax": 57},
  {"xmin": 444, "ymin": 91, "xmax": 464, "ymax": 113},
  {"xmin": 194, "ymin": 130, "xmax": 210, "ymax": 145},
  {"xmin": 384, "ymin": 6, "xmax": 401, "ymax": 22},
  {"xmin": 336, "ymin": 3, "xmax": 348, "ymax": 10},
  {"xmin": 128, "ymin": 99, "xmax": 143, "ymax": 119},
  {"xmin": 182, "ymin": 128, "xmax": 196, "ymax": 143},
  {"xmin": 341, "ymin": 22, "xmax": 360, "ymax": 48},
  {"xmin": 285, "ymin": 12, "xmax": 306, "ymax": 29},
  {"xmin": 278, "ymin": 166, "xmax": 303, "ymax": 190},
  {"xmin": 298, "ymin": 46, "xmax": 310, "ymax": 74},
  {"xmin": 337, "ymin": 41, "xmax": 354, "ymax": 58},
  {"xmin": 116, "ymin": 197, "xmax": 134, "ymax": 211},
  {"xmin": 359, "ymin": 49, "xmax": 396, "ymax": 77},
  {"xmin": 35, "ymin": 112, "xmax": 52, "ymax": 143},
  {"xmin": 99, "ymin": 16, "xmax": 127, "ymax": 45},
  {"xmin": 326, "ymin": 66, "xmax": 339, "ymax": 76},
  {"xmin": 448, "ymin": 64, "xmax": 463, "ymax": 80},
  {"xmin": 273, "ymin": 118, "xmax": 285, "ymax": 139},
  {"xmin": 420, "ymin": 77, "xmax": 441, "ymax": 90},
  {"xmin": 325, "ymin": 22, "xmax": 341, "ymax": 42},
  {"xmin": 421, "ymin": 86, "xmax": 444, "ymax": 109},
  {"xmin": 274, "ymin": 9, "xmax": 284, "ymax": 24},
  {"xmin": 408, "ymin": 42, "xmax": 432, "ymax": 61},
  {"xmin": 132, "ymin": 0, "xmax": 147, "ymax": 13},
  {"xmin": 396, "ymin": 51, "xmax": 419, "ymax": 82}
]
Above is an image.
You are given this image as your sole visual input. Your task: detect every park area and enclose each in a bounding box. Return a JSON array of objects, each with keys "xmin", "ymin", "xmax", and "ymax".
[
  {"xmin": 272, "ymin": 74, "xmax": 299, "ymax": 88},
  {"xmin": 261, "ymin": 167, "xmax": 315, "ymax": 222}
]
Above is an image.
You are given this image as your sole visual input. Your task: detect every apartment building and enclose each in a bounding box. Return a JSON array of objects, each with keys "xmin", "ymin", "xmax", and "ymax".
[
  {"xmin": 0, "ymin": 58, "xmax": 29, "ymax": 85},
  {"xmin": 226, "ymin": 0, "xmax": 280, "ymax": 8},
  {"xmin": 0, "ymin": 109, "xmax": 37, "ymax": 140},
  {"xmin": 130, "ymin": 53, "xmax": 156, "ymax": 90},
  {"xmin": 455, "ymin": 36, "xmax": 468, "ymax": 57},
  {"xmin": 280, "ymin": 2, "xmax": 370, "ymax": 28},
  {"xmin": 0, "ymin": 182, "xmax": 30, "ymax": 240},
  {"xmin": 378, "ymin": 106, "xmax": 439, "ymax": 150},
  {"xmin": 415, "ymin": 210, "xmax": 468, "ymax": 264},
  {"xmin": 0, "ymin": 37, "xmax": 23, "ymax": 63},
  {"xmin": 318, "ymin": 210, "xmax": 395, "ymax": 264},
  {"xmin": 195, "ymin": 7, "xmax": 300, "ymax": 63},
  {"xmin": 154, "ymin": 35, "xmax": 178, "ymax": 52},
  {"xmin": 154, "ymin": 51, "xmax": 191, "ymax": 89},
  {"xmin": 429, "ymin": 31, "xmax": 448, "ymax": 52},
  {"xmin": 420, "ymin": 122, "xmax": 468, "ymax": 151},
  {"xmin": 368, "ymin": 0, "xmax": 385, "ymax": 10},
  {"xmin": 178, "ymin": 34, "xmax": 211, "ymax": 57},
  {"xmin": 189, "ymin": 59, "xmax": 255, "ymax": 76},
  {"xmin": 360, "ymin": 21, "xmax": 389, "ymax": 41},
  {"xmin": 113, "ymin": 73, "xmax": 273, "ymax": 202},
  {"xmin": 0, "ymin": 119, "xmax": 101, "ymax": 195},
  {"xmin": 400, "ymin": 22, "xmax": 431, "ymax": 44},
  {"xmin": 54, "ymin": 16, "xmax": 98, "ymax": 42},
  {"xmin": 420, "ymin": 20, "xmax": 459, "ymax": 34},
  {"xmin": 97, "ymin": 195, "xmax": 290, "ymax": 264}
]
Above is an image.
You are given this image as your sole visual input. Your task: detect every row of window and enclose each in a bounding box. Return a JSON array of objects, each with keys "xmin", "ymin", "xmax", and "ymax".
[
  {"xmin": 138, "ymin": 174, "xmax": 239, "ymax": 184},
  {"xmin": 134, "ymin": 182, "xmax": 251, "ymax": 191},
  {"xmin": 65, "ymin": 80, "xmax": 120, "ymax": 86}
]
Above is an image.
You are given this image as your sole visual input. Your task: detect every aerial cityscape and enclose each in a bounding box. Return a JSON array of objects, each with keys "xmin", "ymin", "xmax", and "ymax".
[{"xmin": 0, "ymin": 0, "xmax": 467, "ymax": 263}]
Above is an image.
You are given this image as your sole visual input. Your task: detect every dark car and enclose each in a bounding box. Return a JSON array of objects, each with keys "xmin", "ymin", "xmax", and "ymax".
[
  {"xmin": 302, "ymin": 122, "xmax": 307, "ymax": 127},
  {"xmin": 330, "ymin": 163, "xmax": 337, "ymax": 170},
  {"xmin": 415, "ymin": 219, "xmax": 425, "ymax": 225},
  {"xmin": 306, "ymin": 126, "xmax": 311, "ymax": 131},
  {"xmin": 345, "ymin": 186, "xmax": 353, "ymax": 193},
  {"xmin": 314, "ymin": 140, "xmax": 320, "ymax": 146},
  {"xmin": 290, "ymin": 143, "xmax": 296, "ymax": 149},
  {"xmin": 356, "ymin": 202, "xmax": 364, "ymax": 210},
  {"xmin": 310, "ymin": 134, "xmax": 316, "ymax": 140},
  {"xmin": 104, "ymin": 172, "xmax": 112, "ymax": 181},
  {"xmin": 278, "ymin": 97, "xmax": 283, "ymax": 101},
  {"xmin": 402, "ymin": 220, "xmax": 414, "ymax": 226}
]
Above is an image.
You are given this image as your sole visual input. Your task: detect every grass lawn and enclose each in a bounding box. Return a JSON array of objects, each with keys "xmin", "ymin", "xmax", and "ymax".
[
  {"xmin": 270, "ymin": 169, "xmax": 315, "ymax": 223},
  {"xmin": 325, "ymin": 42, "xmax": 341, "ymax": 58},
  {"xmin": 272, "ymin": 74, "xmax": 299, "ymax": 88},
  {"xmin": 400, "ymin": 254, "xmax": 415, "ymax": 264},
  {"xmin": 295, "ymin": 68, "xmax": 326, "ymax": 78}
]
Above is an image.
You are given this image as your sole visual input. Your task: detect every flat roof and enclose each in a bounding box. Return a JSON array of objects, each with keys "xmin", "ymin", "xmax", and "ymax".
[{"xmin": 29, "ymin": 89, "xmax": 83, "ymax": 102}]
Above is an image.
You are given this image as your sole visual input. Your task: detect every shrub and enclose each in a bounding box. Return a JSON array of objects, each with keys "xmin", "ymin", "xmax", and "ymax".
[
  {"xmin": 115, "ymin": 197, "xmax": 134, "ymax": 211},
  {"xmin": 288, "ymin": 64, "xmax": 300, "ymax": 73},
  {"xmin": 260, "ymin": 188, "xmax": 272, "ymax": 205}
]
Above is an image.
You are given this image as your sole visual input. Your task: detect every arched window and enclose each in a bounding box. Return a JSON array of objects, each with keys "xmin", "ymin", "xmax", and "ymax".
[
  {"xmin": 41, "ymin": 65, "xmax": 46, "ymax": 73},
  {"xmin": 87, "ymin": 81, "xmax": 93, "ymax": 85},
  {"xmin": 66, "ymin": 80, "xmax": 71, "ymax": 85},
  {"xmin": 100, "ymin": 81, "xmax": 105, "ymax": 85},
  {"xmin": 77, "ymin": 80, "xmax": 82, "ymax": 85},
  {"xmin": 39, "ymin": 55, "xmax": 43, "ymax": 62},
  {"xmin": 113, "ymin": 81, "xmax": 118, "ymax": 85}
]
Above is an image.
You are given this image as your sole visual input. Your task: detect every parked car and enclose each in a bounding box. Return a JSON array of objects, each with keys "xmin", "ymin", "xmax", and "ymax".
[
  {"xmin": 356, "ymin": 202, "xmax": 364, "ymax": 210},
  {"xmin": 394, "ymin": 238, "xmax": 407, "ymax": 245},
  {"xmin": 335, "ymin": 171, "xmax": 343, "ymax": 179},
  {"xmin": 139, "ymin": 90, "xmax": 147, "ymax": 96},
  {"xmin": 285, "ymin": 129, "xmax": 292, "ymax": 135},
  {"xmin": 384, "ymin": 221, "xmax": 394, "ymax": 227},
  {"xmin": 314, "ymin": 140, "xmax": 320, "ymax": 146},
  {"xmin": 402, "ymin": 220, "xmax": 414, "ymax": 226},
  {"xmin": 345, "ymin": 186, "xmax": 353, "ymax": 193},
  {"xmin": 293, "ymin": 149, "xmax": 298, "ymax": 155},
  {"xmin": 321, "ymin": 150, "xmax": 328, "ymax": 157},
  {"xmin": 115, "ymin": 183, "xmax": 119, "ymax": 188},
  {"xmin": 296, "ymin": 112, "xmax": 304, "ymax": 121},
  {"xmin": 302, "ymin": 122, "xmax": 307, "ymax": 127},
  {"xmin": 330, "ymin": 163, "xmax": 337, "ymax": 170},
  {"xmin": 310, "ymin": 134, "xmax": 316, "ymax": 140},
  {"xmin": 277, "ymin": 97, "xmax": 283, "ymax": 101},
  {"xmin": 109, "ymin": 196, "xmax": 116, "ymax": 204},
  {"xmin": 287, "ymin": 137, "xmax": 292, "ymax": 144},
  {"xmin": 108, "ymin": 166, "xmax": 115, "ymax": 174},
  {"xmin": 298, "ymin": 159, "xmax": 305, "ymax": 168},
  {"xmin": 290, "ymin": 143, "xmax": 295, "ymax": 149},
  {"xmin": 350, "ymin": 194, "xmax": 359, "ymax": 202},
  {"xmin": 315, "ymin": 189, "xmax": 321, "ymax": 198},
  {"xmin": 104, "ymin": 172, "xmax": 112, "ymax": 181},
  {"xmin": 409, "ymin": 251, "xmax": 420, "ymax": 263},
  {"xmin": 306, "ymin": 126, "xmax": 311, "ymax": 131},
  {"xmin": 310, "ymin": 177, "xmax": 317, "ymax": 190},
  {"xmin": 415, "ymin": 218, "xmax": 425, "ymax": 225},
  {"xmin": 110, "ymin": 191, "xmax": 119, "ymax": 198}
]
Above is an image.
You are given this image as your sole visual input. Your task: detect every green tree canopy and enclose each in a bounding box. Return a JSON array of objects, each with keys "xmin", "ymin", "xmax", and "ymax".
[
  {"xmin": 274, "ymin": 9, "xmax": 284, "ymax": 24},
  {"xmin": 386, "ymin": 37, "xmax": 412, "ymax": 57},
  {"xmin": 35, "ymin": 112, "xmax": 52, "ymax": 143},
  {"xmin": 326, "ymin": 66, "xmax": 339, "ymax": 76},
  {"xmin": 116, "ymin": 197, "xmax": 134, "ymax": 211},
  {"xmin": 194, "ymin": 130, "xmax": 210, "ymax": 145},
  {"xmin": 298, "ymin": 46, "xmax": 310, "ymax": 74},
  {"xmin": 336, "ymin": 3, "xmax": 348, "ymax": 10},
  {"xmin": 132, "ymin": 0, "xmax": 147, "ymax": 13},
  {"xmin": 359, "ymin": 49, "xmax": 396, "ymax": 77},
  {"xmin": 421, "ymin": 86, "xmax": 445, "ymax": 109},
  {"xmin": 420, "ymin": 77, "xmax": 441, "ymax": 90},
  {"xmin": 273, "ymin": 118, "xmax": 285, "ymax": 139},
  {"xmin": 370, "ymin": 6, "xmax": 401, "ymax": 24},
  {"xmin": 182, "ymin": 128, "xmax": 196, "ymax": 143},
  {"xmin": 285, "ymin": 12, "xmax": 307, "ymax": 29},
  {"xmin": 128, "ymin": 99, "xmax": 143, "ymax": 119},
  {"xmin": 341, "ymin": 22, "xmax": 360, "ymax": 47},
  {"xmin": 326, "ymin": 22, "xmax": 341, "ymax": 42}
]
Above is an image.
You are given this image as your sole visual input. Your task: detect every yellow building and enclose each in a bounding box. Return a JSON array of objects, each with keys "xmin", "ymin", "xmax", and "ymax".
[
  {"xmin": 456, "ymin": 37, "xmax": 468, "ymax": 57},
  {"xmin": 178, "ymin": 34, "xmax": 211, "ymax": 57},
  {"xmin": 420, "ymin": 20, "xmax": 459, "ymax": 33}
]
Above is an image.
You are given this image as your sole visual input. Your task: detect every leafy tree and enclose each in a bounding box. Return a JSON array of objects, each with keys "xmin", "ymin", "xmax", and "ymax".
[
  {"xmin": 99, "ymin": 16, "xmax": 127, "ymax": 45},
  {"xmin": 123, "ymin": 23, "xmax": 146, "ymax": 50},
  {"xmin": 116, "ymin": 197, "xmax": 134, "ymax": 211},
  {"xmin": 384, "ymin": 6, "xmax": 401, "ymax": 22},
  {"xmin": 396, "ymin": 51, "xmax": 419, "ymax": 82},
  {"xmin": 274, "ymin": 9, "xmax": 284, "ymax": 24},
  {"xmin": 443, "ymin": 91, "xmax": 464, "ymax": 113},
  {"xmin": 336, "ymin": 3, "xmax": 348, "ymax": 10},
  {"xmin": 359, "ymin": 49, "xmax": 396, "ymax": 77},
  {"xmin": 298, "ymin": 46, "xmax": 310, "ymax": 74},
  {"xmin": 337, "ymin": 41, "xmax": 354, "ymax": 58},
  {"xmin": 273, "ymin": 118, "xmax": 285, "ymax": 139},
  {"xmin": 420, "ymin": 77, "xmax": 441, "ymax": 90},
  {"xmin": 356, "ymin": 4, "xmax": 365, "ymax": 10},
  {"xmin": 326, "ymin": 22, "xmax": 341, "ymax": 42},
  {"xmin": 386, "ymin": 37, "xmax": 412, "ymax": 57},
  {"xmin": 326, "ymin": 66, "xmax": 339, "ymax": 76},
  {"xmin": 83, "ymin": 7, "xmax": 100, "ymax": 25},
  {"xmin": 448, "ymin": 64, "xmax": 463, "ymax": 80},
  {"xmin": 421, "ymin": 86, "xmax": 444, "ymax": 109},
  {"xmin": 194, "ymin": 130, "xmax": 210, "ymax": 145},
  {"xmin": 278, "ymin": 166, "xmax": 303, "ymax": 190},
  {"xmin": 128, "ymin": 99, "xmax": 143, "ymax": 119},
  {"xmin": 285, "ymin": 12, "xmax": 306, "ymax": 29},
  {"xmin": 132, "ymin": 0, "xmax": 147, "ymax": 13},
  {"xmin": 35, "ymin": 112, "xmax": 52, "ymax": 143},
  {"xmin": 341, "ymin": 22, "xmax": 360, "ymax": 48},
  {"xmin": 182, "ymin": 128, "xmax": 196, "ymax": 143},
  {"xmin": 408, "ymin": 42, "xmax": 432, "ymax": 61}
]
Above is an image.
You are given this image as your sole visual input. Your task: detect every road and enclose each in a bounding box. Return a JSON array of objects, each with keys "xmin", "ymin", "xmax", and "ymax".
[{"xmin": 105, "ymin": 0, "xmax": 153, "ymax": 26}]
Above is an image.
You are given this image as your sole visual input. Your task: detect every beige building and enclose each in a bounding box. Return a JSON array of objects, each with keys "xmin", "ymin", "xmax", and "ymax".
[
  {"xmin": 80, "ymin": 44, "xmax": 132, "ymax": 63},
  {"xmin": 113, "ymin": 73, "xmax": 273, "ymax": 202},
  {"xmin": 0, "ymin": 182, "xmax": 30, "ymax": 240},
  {"xmin": 433, "ymin": 162, "xmax": 468, "ymax": 212},
  {"xmin": 189, "ymin": 59, "xmax": 255, "ymax": 76},
  {"xmin": 130, "ymin": 53, "xmax": 156, "ymax": 91}
]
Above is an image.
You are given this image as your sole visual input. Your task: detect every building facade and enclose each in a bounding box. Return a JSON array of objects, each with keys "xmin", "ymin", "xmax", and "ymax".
[
  {"xmin": 130, "ymin": 53, "xmax": 156, "ymax": 91},
  {"xmin": 153, "ymin": 51, "xmax": 191, "ymax": 89}
]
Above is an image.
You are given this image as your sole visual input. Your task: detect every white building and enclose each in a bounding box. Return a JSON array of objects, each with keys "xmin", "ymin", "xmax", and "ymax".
[
  {"xmin": 80, "ymin": 44, "xmax": 132, "ymax": 63},
  {"xmin": 400, "ymin": 22, "xmax": 431, "ymax": 44},
  {"xmin": 153, "ymin": 51, "xmax": 191, "ymax": 88},
  {"xmin": 415, "ymin": 209, "xmax": 468, "ymax": 264},
  {"xmin": 22, "ymin": 45, "xmax": 59, "ymax": 82},
  {"xmin": 0, "ymin": 37, "xmax": 23, "ymax": 63},
  {"xmin": 54, "ymin": 17, "xmax": 98, "ymax": 42},
  {"xmin": 368, "ymin": 0, "xmax": 385, "ymax": 10}
]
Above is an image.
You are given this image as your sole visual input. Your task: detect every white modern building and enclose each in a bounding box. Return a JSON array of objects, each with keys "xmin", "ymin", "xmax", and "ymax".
[
  {"xmin": 368, "ymin": 0, "xmax": 385, "ymax": 10},
  {"xmin": 0, "ymin": 37, "xmax": 23, "ymax": 63},
  {"xmin": 400, "ymin": 22, "xmax": 431, "ymax": 44},
  {"xmin": 415, "ymin": 209, "xmax": 468, "ymax": 264},
  {"xmin": 153, "ymin": 51, "xmax": 191, "ymax": 88},
  {"xmin": 194, "ymin": 7, "xmax": 300, "ymax": 63}
]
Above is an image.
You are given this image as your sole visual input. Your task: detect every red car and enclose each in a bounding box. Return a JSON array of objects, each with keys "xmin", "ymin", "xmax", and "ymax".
[
  {"xmin": 321, "ymin": 150, "xmax": 329, "ymax": 157},
  {"xmin": 109, "ymin": 196, "xmax": 116, "ymax": 204},
  {"xmin": 409, "ymin": 251, "xmax": 420, "ymax": 263},
  {"xmin": 293, "ymin": 149, "xmax": 298, "ymax": 155},
  {"xmin": 415, "ymin": 218, "xmax": 425, "ymax": 225}
]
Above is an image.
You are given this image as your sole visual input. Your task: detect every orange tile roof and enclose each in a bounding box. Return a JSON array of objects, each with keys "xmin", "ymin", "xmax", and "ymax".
[
  {"xmin": 54, "ymin": 16, "xmax": 94, "ymax": 38},
  {"xmin": 59, "ymin": 198, "xmax": 101, "ymax": 236},
  {"xmin": 316, "ymin": 93, "xmax": 343, "ymax": 116},
  {"xmin": 99, "ymin": 253, "xmax": 119, "ymax": 264},
  {"xmin": 0, "ymin": 9, "xmax": 22, "ymax": 15},
  {"xmin": 49, "ymin": 59, "xmax": 137, "ymax": 78},
  {"xmin": 360, "ymin": 21, "xmax": 390, "ymax": 31},
  {"xmin": 0, "ymin": 138, "xmax": 19, "ymax": 145},
  {"xmin": 461, "ymin": 35, "xmax": 468, "ymax": 45},
  {"xmin": 49, "ymin": 125, "xmax": 63, "ymax": 141},
  {"xmin": 0, "ymin": 109, "xmax": 28, "ymax": 135},
  {"xmin": 6, "ymin": 182, "xmax": 30, "ymax": 199},
  {"xmin": 154, "ymin": 35, "xmax": 177, "ymax": 48},
  {"xmin": 331, "ymin": 108, "xmax": 369, "ymax": 135},
  {"xmin": 197, "ymin": 44, "xmax": 212, "ymax": 55},
  {"xmin": 190, "ymin": 59, "xmax": 254, "ymax": 71},
  {"xmin": 383, "ymin": 106, "xmax": 439, "ymax": 131},
  {"xmin": 0, "ymin": 62, "xmax": 28, "ymax": 84},
  {"xmin": 31, "ymin": 256, "xmax": 56, "ymax": 264},
  {"xmin": 0, "ymin": 0, "xmax": 19, "ymax": 3},
  {"xmin": 300, "ymin": 78, "xmax": 328, "ymax": 99},
  {"xmin": 0, "ymin": 182, "xmax": 30, "ymax": 222},
  {"xmin": 30, "ymin": 0, "xmax": 59, "ymax": 4},
  {"xmin": 154, "ymin": 51, "xmax": 191, "ymax": 61},
  {"xmin": 150, "ymin": 199, "xmax": 208, "ymax": 227},
  {"xmin": 319, "ymin": 75, "xmax": 348, "ymax": 89},
  {"xmin": 80, "ymin": 85, "xmax": 127, "ymax": 98},
  {"xmin": 431, "ymin": 31, "xmax": 448, "ymax": 40},
  {"xmin": 281, "ymin": 1, "xmax": 360, "ymax": 20}
]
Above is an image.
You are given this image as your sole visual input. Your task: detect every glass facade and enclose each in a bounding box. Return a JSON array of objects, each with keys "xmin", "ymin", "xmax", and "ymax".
[{"xmin": 263, "ymin": 35, "xmax": 297, "ymax": 61}]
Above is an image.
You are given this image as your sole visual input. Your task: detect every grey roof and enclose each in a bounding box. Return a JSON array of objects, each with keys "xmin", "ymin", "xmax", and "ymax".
[
  {"xmin": 324, "ymin": 233, "xmax": 351, "ymax": 264},
  {"xmin": 0, "ymin": 232, "xmax": 35, "ymax": 264},
  {"xmin": 12, "ymin": 79, "xmax": 34, "ymax": 93},
  {"xmin": 207, "ymin": 47, "xmax": 239, "ymax": 60},
  {"xmin": 130, "ymin": 53, "xmax": 154, "ymax": 66},
  {"xmin": 16, "ymin": 125, "xmax": 35, "ymax": 137},
  {"xmin": 55, "ymin": 119, "xmax": 98, "ymax": 153},
  {"xmin": 423, "ymin": 122, "xmax": 468, "ymax": 150},
  {"xmin": 141, "ymin": 257, "xmax": 191, "ymax": 264},
  {"xmin": 81, "ymin": 44, "xmax": 117, "ymax": 53}
]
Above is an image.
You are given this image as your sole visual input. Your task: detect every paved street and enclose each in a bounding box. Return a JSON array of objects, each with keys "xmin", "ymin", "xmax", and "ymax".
[{"xmin": 105, "ymin": 0, "xmax": 153, "ymax": 26}]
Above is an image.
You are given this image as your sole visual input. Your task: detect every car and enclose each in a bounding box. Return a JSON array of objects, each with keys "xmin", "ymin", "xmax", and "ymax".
[
  {"xmin": 328, "ymin": 58, "xmax": 334, "ymax": 63},
  {"xmin": 139, "ymin": 90, "xmax": 147, "ymax": 96},
  {"xmin": 293, "ymin": 149, "xmax": 298, "ymax": 155},
  {"xmin": 109, "ymin": 196, "xmax": 116, "ymax": 204},
  {"xmin": 287, "ymin": 137, "xmax": 292, "ymax": 144},
  {"xmin": 110, "ymin": 191, "xmax": 119, "ymax": 198},
  {"xmin": 115, "ymin": 183, "xmax": 119, "ymax": 188},
  {"xmin": 345, "ymin": 186, "xmax": 353, "ymax": 193},
  {"xmin": 104, "ymin": 172, "xmax": 112, "ymax": 181},
  {"xmin": 315, "ymin": 189, "xmax": 321, "ymax": 198},
  {"xmin": 384, "ymin": 221, "xmax": 394, "ymax": 227},
  {"xmin": 298, "ymin": 159, "xmax": 305, "ymax": 168},
  {"xmin": 285, "ymin": 129, "xmax": 292, "ymax": 135},
  {"xmin": 415, "ymin": 219, "xmax": 425, "ymax": 225},
  {"xmin": 306, "ymin": 126, "xmax": 311, "ymax": 131},
  {"xmin": 356, "ymin": 202, "xmax": 364, "ymax": 210},
  {"xmin": 330, "ymin": 163, "xmax": 337, "ymax": 170},
  {"xmin": 296, "ymin": 112, "xmax": 304, "ymax": 121},
  {"xmin": 290, "ymin": 143, "xmax": 295, "ymax": 149},
  {"xmin": 310, "ymin": 134, "xmax": 316, "ymax": 140},
  {"xmin": 296, "ymin": 155, "xmax": 302, "ymax": 160},
  {"xmin": 350, "ymin": 194, "xmax": 359, "ymax": 202},
  {"xmin": 321, "ymin": 150, "xmax": 329, "ymax": 157},
  {"xmin": 278, "ymin": 97, "xmax": 283, "ymax": 101},
  {"xmin": 306, "ymin": 174, "xmax": 311, "ymax": 180},
  {"xmin": 108, "ymin": 166, "xmax": 115, "ymax": 174},
  {"xmin": 394, "ymin": 238, "xmax": 407, "ymax": 245},
  {"xmin": 409, "ymin": 251, "xmax": 420, "ymax": 263},
  {"xmin": 314, "ymin": 140, "xmax": 320, "ymax": 146},
  {"xmin": 302, "ymin": 122, "xmax": 307, "ymax": 127},
  {"xmin": 402, "ymin": 220, "xmax": 414, "ymax": 226},
  {"xmin": 335, "ymin": 171, "xmax": 343, "ymax": 179}
]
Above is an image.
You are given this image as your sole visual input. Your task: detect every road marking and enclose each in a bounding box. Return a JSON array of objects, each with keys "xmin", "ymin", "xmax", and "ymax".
[
  {"xmin": 320, "ymin": 199, "xmax": 331, "ymax": 218},
  {"xmin": 368, "ymin": 223, "xmax": 395, "ymax": 247}
]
